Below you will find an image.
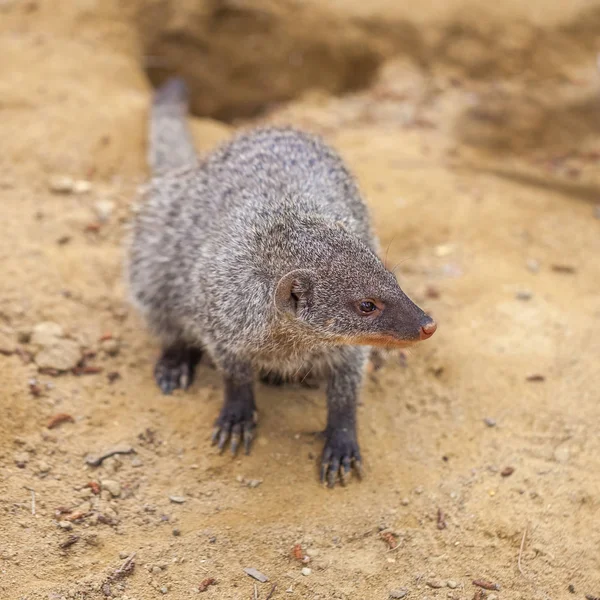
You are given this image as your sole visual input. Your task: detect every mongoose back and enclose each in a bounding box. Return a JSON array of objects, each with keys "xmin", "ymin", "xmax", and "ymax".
[{"xmin": 127, "ymin": 77, "xmax": 437, "ymax": 487}]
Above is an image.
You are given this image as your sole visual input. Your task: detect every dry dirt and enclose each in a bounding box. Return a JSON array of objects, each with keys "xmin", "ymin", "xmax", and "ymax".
[{"xmin": 1, "ymin": 1, "xmax": 600, "ymax": 600}]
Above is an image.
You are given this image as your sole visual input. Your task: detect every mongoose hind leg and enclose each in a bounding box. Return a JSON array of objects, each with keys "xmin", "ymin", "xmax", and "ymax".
[
  {"xmin": 154, "ymin": 343, "xmax": 203, "ymax": 395},
  {"xmin": 211, "ymin": 372, "xmax": 257, "ymax": 456}
]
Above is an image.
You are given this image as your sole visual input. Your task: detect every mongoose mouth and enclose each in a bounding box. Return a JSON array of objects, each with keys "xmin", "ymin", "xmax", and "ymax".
[
  {"xmin": 352, "ymin": 320, "xmax": 437, "ymax": 348},
  {"xmin": 351, "ymin": 333, "xmax": 420, "ymax": 349}
]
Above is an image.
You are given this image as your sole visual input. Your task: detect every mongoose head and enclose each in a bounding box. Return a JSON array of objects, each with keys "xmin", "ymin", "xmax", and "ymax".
[{"xmin": 274, "ymin": 230, "xmax": 437, "ymax": 349}]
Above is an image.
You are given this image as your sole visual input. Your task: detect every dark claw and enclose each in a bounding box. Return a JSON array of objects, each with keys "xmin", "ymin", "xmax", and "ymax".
[
  {"xmin": 217, "ymin": 428, "xmax": 229, "ymax": 452},
  {"xmin": 328, "ymin": 457, "xmax": 340, "ymax": 488},
  {"xmin": 230, "ymin": 423, "xmax": 242, "ymax": 456},
  {"xmin": 243, "ymin": 423, "xmax": 254, "ymax": 455}
]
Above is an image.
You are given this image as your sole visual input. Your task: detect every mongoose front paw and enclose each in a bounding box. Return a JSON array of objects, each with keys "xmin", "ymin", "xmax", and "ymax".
[
  {"xmin": 154, "ymin": 346, "xmax": 202, "ymax": 395},
  {"xmin": 320, "ymin": 428, "xmax": 363, "ymax": 488},
  {"xmin": 211, "ymin": 403, "xmax": 257, "ymax": 456}
]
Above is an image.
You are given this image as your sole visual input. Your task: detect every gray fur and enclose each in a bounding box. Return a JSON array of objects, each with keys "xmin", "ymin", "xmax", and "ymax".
[{"xmin": 127, "ymin": 77, "xmax": 435, "ymax": 486}]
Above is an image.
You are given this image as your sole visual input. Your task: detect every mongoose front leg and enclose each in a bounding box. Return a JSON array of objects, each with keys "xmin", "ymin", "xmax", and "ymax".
[
  {"xmin": 320, "ymin": 350, "xmax": 366, "ymax": 488},
  {"xmin": 211, "ymin": 360, "xmax": 257, "ymax": 456},
  {"xmin": 154, "ymin": 343, "xmax": 202, "ymax": 395}
]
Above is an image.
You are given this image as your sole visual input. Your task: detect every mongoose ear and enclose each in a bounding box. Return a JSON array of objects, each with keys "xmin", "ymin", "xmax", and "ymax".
[{"xmin": 274, "ymin": 269, "xmax": 314, "ymax": 316}]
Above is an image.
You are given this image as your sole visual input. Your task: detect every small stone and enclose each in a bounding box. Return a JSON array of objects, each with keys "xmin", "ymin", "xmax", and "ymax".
[
  {"xmin": 58, "ymin": 521, "xmax": 73, "ymax": 530},
  {"xmin": 35, "ymin": 339, "xmax": 81, "ymax": 371},
  {"xmin": 447, "ymin": 580, "xmax": 458, "ymax": 589},
  {"xmin": 526, "ymin": 258, "xmax": 540, "ymax": 273},
  {"xmin": 38, "ymin": 461, "xmax": 51, "ymax": 473},
  {"xmin": 169, "ymin": 495, "xmax": 186, "ymax": 504},
  {"xmin": 305, "ymin": 548, "xmax": 320, "ymax": 557},
  {"xmin": 14, "ymin": 452, "xmax": 29, "ymax": 468},
  {"xmin": 73, "ymin": 180, "xmax": 92, "ymax": 194},
  {"xmin": 101, "ymin": 338, "xmax": 120, "ymax": 356},
  {"xmin": 152, "ymin": 566, "xmax": 162, "ymax": 574},
  {"xmin": 516, "ymin": 290, "xmax": 532, "ymax": 301},
  {"xmin": 160, "ymin": 586, "xmax": 168, "ymax": 594},
  {"xmin": 401, "ymin": 497, "xmax": 410, "ymax": 506},
  {"xmin": 427, "ymin": 580, "xmax": 445, "ymax": 589},
  {"xmin": 414, "ymin": 486, "xmax": 424, "ymax": 494},
  {"xmin": 244, "ymin": 568, "xmax": 268, "ymax": 582},
  {"xmin": 435, "ymin": 244, "xmax": 455, "ymax": 257},
  {"xmin": 389, "ymin": 589, "xmax": 408, "ymax": 599},
  {"xmin": 31, "ymin": 322, "xmax": 64, "ymax": 346},
  {"xmin": 247, "ymin": 479, "xmax": 263, "ymax": 488},
  {"xmin": 94, "ymin": 199, "xmax": 115, "ymax": 222},
  {"xmin": 301, "ymin": 567, "xmax": 311, "ymax": 576},
  {"xmin": 236, "ymin": 475, "xmax": 244, "ymax": 483},
  {"xmin": 172, "ymin": 528, "xmax": 181, "ymax": 537},
  {"xmin": 554, "ymin": 445, "xmax": 570, "ymax": 463},
  {"xmin": 49, "ymin": 175, "xmax": 74, "ymax": 194},
  {"xmin": 101, "ymin": 479, "xmax": 121, "ymax": 497},
  {"xmin": 119, "ymin": 551, "xmax": 130, "ymax": 559},
  {"xmin": 484, "ymin": 417, "xmax": 496, "ymax": 427},
  {"xmin": 131, "ymin": 457, "xmax": 143, "ymax": 467}
]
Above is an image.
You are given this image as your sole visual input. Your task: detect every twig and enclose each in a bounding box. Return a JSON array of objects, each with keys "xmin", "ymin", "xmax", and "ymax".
[
  {"xmin": 254, "ymin": 583, "xmax": 258, "ymax": 600},
  {"xmin": 113, "ymin": 552, "xmax": 136, "ymax": 579},
  {"xmin": 518, "ymin": 526, "xmax": 528, "ymax": 578},
  {"xmin": 24, "ymin": 487, "xmax": 36, "ymax": 515},
  {"xmin": 265, "ymin": 583, "xmax": 277, "ymax": 600}
]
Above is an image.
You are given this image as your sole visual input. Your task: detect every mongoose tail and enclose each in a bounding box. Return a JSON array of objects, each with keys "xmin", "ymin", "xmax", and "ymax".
[{"xmin": 148, "ymin": 77, "xmax": 198, "ymax": 174}]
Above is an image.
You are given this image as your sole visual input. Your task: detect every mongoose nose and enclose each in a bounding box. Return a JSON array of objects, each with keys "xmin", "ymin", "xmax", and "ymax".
[{"xmin": 420, "ymin": 319, "xmax": 437, "ymax": 340}]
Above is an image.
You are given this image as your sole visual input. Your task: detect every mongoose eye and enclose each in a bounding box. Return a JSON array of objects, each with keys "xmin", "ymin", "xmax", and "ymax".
[{"xmin": 357, "ymin": 300, "xmax": 378, "ymax": 315}]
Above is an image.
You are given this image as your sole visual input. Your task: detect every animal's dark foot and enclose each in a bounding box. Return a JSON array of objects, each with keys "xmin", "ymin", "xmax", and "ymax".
[
  {"xmin": 320, "ymin": 427, "xmax": 363, "ymax": 488},
  {"xmin": 211, "ymin": 387, "xmax": 257, "ymax": 456},
  {"xmin": 154, "ymin": 345, "xmax": 202, "ymax": 395}
]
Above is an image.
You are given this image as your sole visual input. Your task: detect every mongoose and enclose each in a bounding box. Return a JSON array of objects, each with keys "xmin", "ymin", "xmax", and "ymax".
[{"xmin": 127, "ymin": 78, "xmax": 437, "ymax": 487}]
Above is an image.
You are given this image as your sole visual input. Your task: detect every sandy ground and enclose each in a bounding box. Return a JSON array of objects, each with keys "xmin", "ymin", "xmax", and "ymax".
[{"xmin": 1, "ymin": 2, "xmax": 600, "ymax": 600}]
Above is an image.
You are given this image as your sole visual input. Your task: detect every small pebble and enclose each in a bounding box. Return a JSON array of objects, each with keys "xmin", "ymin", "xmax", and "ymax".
[
  {"xmin": 58, "ymin": 521, "xmax": 73, "ymax": 530},
  {"xmin": 160, "ymin": 586, "xmax": 168, "ymax": 594},
  {"xmin": 516, "ymin": 290, "xmax": 532, "ymax": 301},
  {"xmin": 401, "ymin": 498, "xmax": 410, "ymax": 506},
  {"xmin": 427, "ymin": 580, "xmax": 445, "ymax": 589},
  {"xmin": 554, "ymin": 446, "xmax": 570, "ymax": 463},
  {"xmin": 94, "ymin": 199, "xmax": 115, "ymax": 221},
  {"xmin": 301, "ymin": 567, "xmax": 311, "ymax": 576},
  {"xmin": 119, "ymin": 551, "xmax": 130, "ymax": 559},
  {"xmin": 414, "ymin": 486, "xmax": 424, "ymax": 494},
  {"xmin": 484, "ymin": 417, "xmax": 496, "ymax": 427},
  {"xmin": 526, "ymin": 258, "xmax": 540, "ymax": 273},
  {"xmin": 389, "ymin": 589, "xmax": 408, "ymax": 599},
  {"xmin": 101, "ymin": 479, "xmax": 121, "ymax": 497},
  {"xmin": 447, "ymin": 580, "xmax": 458, "ymax": 589},
  {"xmin": 38, "ymin": 461, "xmax": 51, "ymax": 473},
  {"xmin": 101, "ymin": 338, "xmax": 120, "ymax": 356},
  {"xmin": 244, "ymin": 568, "xmax": 268, "ymax": 583},
  {"xmin": 131, "ymin": 457, "xmax": 143, "ymax": 467},
  {"xmin": 49, "ymin": 175, "xmax": 74, "ymax": 194},
  {"xmin": 172, "ymin": 528, "xmax": 181, "ymax": 537},
  {"xmin": 247, "ymin": 479, "xmax": 262, "ymax": 488},
  {"xmin": 169, "ymin": 495, "xmax": 186, "ymax": 504},
  {"xmin": 73, "ymin": 180, "xmax": 92, "ymax": 194}
]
